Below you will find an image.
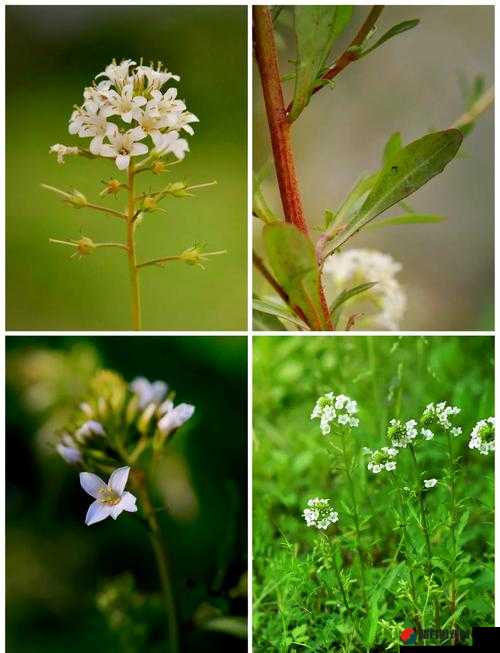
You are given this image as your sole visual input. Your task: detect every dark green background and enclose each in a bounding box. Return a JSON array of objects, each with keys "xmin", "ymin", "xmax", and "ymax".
[
  {"xmin": 6, "ymin": 5, "xmax": 247, "ymax": 330},
  {"xmin": 6, "ymin": 336, "xmax": 247, "ymax": 652}
]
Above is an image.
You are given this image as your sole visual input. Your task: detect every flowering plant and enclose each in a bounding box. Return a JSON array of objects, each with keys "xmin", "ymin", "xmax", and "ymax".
[
  {"xmin": 253, "ymin": 6, "xmax": 493, "ymax": 331},
  {"xmin": 43, "ymin": 59, "xmax": 225, "ymax": 330}
]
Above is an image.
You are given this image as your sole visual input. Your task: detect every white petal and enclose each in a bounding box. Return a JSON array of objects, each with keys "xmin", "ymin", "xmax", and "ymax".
[
  {"xmin": 99, "ymin": 144, "xmax": 117, "ymax": 158},
  {"xmin": 115, "ymin": 154, "xmax": 130, "ymax": 170},
  {"xmin": 120, "ymin": 491, "xmax": 138, "ymax": 513},
  {"xmin": 111, "ymin": 503, "xmax": 125, "ymax": 520},
  {"xmin": 131, "ymin": 142, "xmax": 148, "ymax": 156},
  {"xmin": 158, "ymin": 403, "xmax": 195, "ymax": 435},
  {"xmin": 85, "ymin": 500, "xmax": 112, "ymax": 525},
  {"xmin": 129, "ymin": 126, "xmax": 146, "ymax": 141},
  {"xmin": 108, "ymin": 466, "xmax": 130, "ymax": 495},
  {"xmin": 89, "ymin": 136, "xmax": 104, "ymax": 155},
  {"xmin": 122, "ymin": 112, "xmax": 133, "ymax": 123},
  {"xmin": 80, "ymin": 472, "xmax": 107, "ymax": 498},
  {"xmin": 133, "ymin": 95, "xmax": 147, "ymax": 106}
]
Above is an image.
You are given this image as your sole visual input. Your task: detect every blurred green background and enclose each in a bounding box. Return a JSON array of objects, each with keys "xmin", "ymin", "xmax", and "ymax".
[
  {"xmin": 7, "ymin": 5, "xmax": 247, "ymax": 330},
  {"xmin": 253, "ymin": 336, "xmax": 494, "ymax": 649},
  {"xmin": 254, "ymin": 5, "xmax": 494, "ymax": 330},
  {"xmin": 6, "ymin": 336, "xmax": 247, "ymax": 652}
]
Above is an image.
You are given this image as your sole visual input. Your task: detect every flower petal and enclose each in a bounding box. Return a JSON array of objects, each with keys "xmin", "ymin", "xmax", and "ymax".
[
  {"xmin": 115, "ymin": 154, "xmax": 130, "ymax": 170},
  {"xmin": 85, "ymin": 500, "xmax": 112, "ymax": 525},
  {"xmin": 99, "ymin": 144, "xmax": 117, "ymax": 158},
  {"xmin": 80, "ymin": 472, "xmax": 107, "ymax": 498},
  {"xmin": 131, "ymin": 142, "xmax": 148, "ymax": 156},
  {"xmin": 120, "ymin": 491, "xmax": 138, "ymax": 513},
  {"xmin": 108, "ymin": 466, "xmax": 130, "ymax": 495}
]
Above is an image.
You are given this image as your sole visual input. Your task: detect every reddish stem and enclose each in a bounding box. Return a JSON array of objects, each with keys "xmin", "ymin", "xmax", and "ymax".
[{"xmin": 253, "ymin": 6, "xmax": 308, "ymax": 235}]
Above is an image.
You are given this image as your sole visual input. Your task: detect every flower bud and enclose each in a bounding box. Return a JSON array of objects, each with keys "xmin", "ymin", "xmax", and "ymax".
[
  {"xmin": 69, "ymin": 189, "xmax": 88, "ymax": 208},
  {"xmin": 76, "ymin": 236, "xmax": 96, "ymax": 256},
  {"xmin": 100, "ymin": 178, "xmax": 123, "ymax": 197},
  {"xmin": 152, "ymin": 160, "xmax": 167, "ymax": 175}
]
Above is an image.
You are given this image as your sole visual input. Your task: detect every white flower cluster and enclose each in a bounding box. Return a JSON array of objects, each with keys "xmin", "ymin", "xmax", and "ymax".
[
  {"xmin": 322, "ymin": 249, "xmax": 407, "ymax": 330},
  {"xmin": 53, "ymin": 59, "xmax": 197, "ymax": 169},
  {"xmin": 303, "ymin": 498, "xmax": 339, "ymax": 530},
  {"xmin": 468, "ymin": 417, "xmax": 495, "ymax": 456},
  {"xmin": 420, "ymin": 402, "xmax": 462, "ymax": 439},
  {"xmin": 423, "ymin": 478, "xmax": 438, "ymax": 489},
  {"xmin": 311, "ymin": 392, "xmax": 359, "ymax": 435},
  {"xmin": 387, "ymin": 418, "xmax": 418, "ymax": 449},
  {"xmin": 364, "ymin": 446, "xmax": 399, "ymax": 474}
]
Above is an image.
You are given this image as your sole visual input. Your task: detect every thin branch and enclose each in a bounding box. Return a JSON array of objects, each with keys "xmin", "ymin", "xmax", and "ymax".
[
  {"xmin": 253, "ymin": 6, "xmax": 309, "ymax": 235},
  {"xmin": 137, "ymin": 255, "xmax": 183, "ymax": 269},
  {"xmin": 95, "ymin": 242, "xmax": 129, "ymax": 252},
  {"xmin": 451, "ymin": 86, "xmax": 494, "ymax": 130},
  {"xmin": 286, "ymin": 6, "xmax": 385, "ymax": 114},
  {"xmin": 86, "ymin": 202, "xmax": 127, "ymax": 221}
]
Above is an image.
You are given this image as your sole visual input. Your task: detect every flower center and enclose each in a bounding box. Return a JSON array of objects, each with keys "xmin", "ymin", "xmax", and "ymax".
[{"xmin": 98, "ymin": 487, "xmax": 121, "ymax": 506}]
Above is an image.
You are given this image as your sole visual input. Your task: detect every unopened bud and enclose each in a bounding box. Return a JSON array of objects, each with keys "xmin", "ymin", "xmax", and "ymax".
[
  {"xmin": 76, "ymin": 236, "xmax": 96, "ymax": 256},
  {"xmin": 69, "ymin": 189, "xmax": 88, "ymax": 208},
  {"xmin": 152, "ymin": 160, "xmax": 167, "ymax": 175},
  {"xmin": 100, "ymin": 178, "xmax": 123, "ymax": 196}
]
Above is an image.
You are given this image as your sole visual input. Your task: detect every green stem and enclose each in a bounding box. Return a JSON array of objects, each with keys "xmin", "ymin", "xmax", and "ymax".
[
  {"xmin": 137, "ymin": 478, "xmax": 179, "ymax": 653},
  {"xmin": 447, "ymin": 432, "xmax": 458, "ymax": 644},
  {"xmin": 127, "ymin": 162, "xmax": 142, "ymax": 330},
  {"xmin": 339, "ymin": 433, "xmax": 368, "ymax": 612},
  {"xmin": 409, "ymin": 445, "xmax": 441, "ymax": 629}
]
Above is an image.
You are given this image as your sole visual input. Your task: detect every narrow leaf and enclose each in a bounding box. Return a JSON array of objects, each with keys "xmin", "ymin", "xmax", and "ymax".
[
  {"xmin": 337, "ymin": 129, "xmax": 462, "ymax": 245},
  {"xmin": 382, "ymin": 132, "xmax": 402, "ymax": 165},
  {"xmin": 252, "ymin": 309, "xmax": 284, "ymax": 331},
  {"xmin": 361, "ymin": 19, "xmax": 420, "ymax": 57},
  {"xmin": 329, "ymin": 282, "xmax": 377, "ymax": 317},
  {"xmin": 263, "ymin": 223, "xmax": 329, "ymax": 330},
  {"xmin": 253, "ymin": 297, "xmax": 309, "ymax": 329},
  {"xmin": 289, "ymin": 6, "xmax": 352, "ymax": 121},
  {"xmin": 366, "ymin": 214, "xmax": 446, "ymax": 229}
]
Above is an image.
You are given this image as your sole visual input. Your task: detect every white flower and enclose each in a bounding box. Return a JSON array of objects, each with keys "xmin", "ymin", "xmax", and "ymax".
[
  {"xmin": 56, "ymin": 434, "xmax": 82, "ymax": 464},
  {"xmin": 322, "ymin": 249, "xmax": 406, "ymax": 330},
  {"xmin": 130, "ymin": 376, "xmax": 168, "ymax": 409},
  {"xmin": 105, "ymin": 84, "xmax": 147, "ymax": 123},
  {"xmin": 135, "ymin": 64, "xmax": 180, "ymax": 90},
  {"xmin": 367, "ymin": 446, "xmax": 399, "ymax": 474},
  {"xmin": 75, "ymin": 420, "xmax": 105, "ymax": 442},
  {"xmin": 388, "ymin": 418, "xmax": 418, "ymax": 449},
  {"xmin": 80, "ymin": 466, "xmax": 137, "ymax": 526},
  {"xmin": 146, "ymin": 88, "xmax": 186, "ymax": 121},
  {"xmin": 49, "ymin": 144, "xmax": 79, "ymax": 164},
  {"xmin": 311, "ymin": 392, "xmax": 359, "ymax": 435},
  {"xmin": 424, "ymin": 478, "xmax": 438, "ymax": 489},
  {"xmin": 74, "ymin": 107, "xmax": 115, "ymax": 154},
  {"xmin": 469, "ymin": 417, "xmax": 495, "ymax": 455},
  {"xmin": 154, "ymin": 131, "xmax": 189, "ymax": 160},
  {"xmin": 99, "ymin": 125, "xmax": 148, "ymax": 170},
  {"xmin": 96, "ymin": 59, "xmax": 136, "ymax": 87},
  {"xmin": 303, "ymin": 497, "xmax": 338, "ymax": 530},
  {"xmin": 421, "ymin": 428, "xmax": 434, "ymax": 441},
  {"xmin": 158, "ymin": 400, "xmax": 195, "ymax": 436},
  {"xmin": 165, "ymin": 110, "xmax": 199, "ymax": 136},
  {"xmin": 421, "ymin": 402, "xmax": 461, "ymax": 435}
]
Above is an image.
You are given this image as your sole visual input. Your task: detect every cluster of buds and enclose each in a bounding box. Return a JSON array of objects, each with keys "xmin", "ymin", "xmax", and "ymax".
[
  {"xmin": 387, "ymin": 418, "xmax": 418, "ymax": 449},
  {"xmin": 311, "ymin": 392, "xmax": 359, "ymax": 435},
  {"xmin": 55, "ymin": 371, "xmax": 195, "ymax": 472}
]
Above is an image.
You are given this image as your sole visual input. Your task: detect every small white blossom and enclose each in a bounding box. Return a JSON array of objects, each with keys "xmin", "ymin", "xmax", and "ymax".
[
  {"xmin": 311, "ymin": 392, "xmax": 359, "ymax": 435},
  {"xmin": 154, "ymin": 130, "xmax": 189, "ymax": 160},
  {"xmin": 421, "ymin": 428, "xmax": 434, "ymax": 441},
  {"xmin": 56, "ymin": 434, "xmax": 82, "ymax": 464},
  {"xmin": 423, "ymin": 478, "xmax": 438, "ymax": 489},
  {"xmin": 469, "ymin": 417, "xmax": 495, "ymax": 455},
  {"xmin": 421, "ymin": 401, "xmax": 461, "ymax": 435},
  {"xmin": 303, "ymin": 498, "xmax": 338, "ymax": 530},
  {"xmin": 366, "ymin": 446, "xmax": 399, "ymax": 474},
  {"xmin": 50, "ymin": 144, "xmax": 79, "ymax": 164},
  {"xmin": 99, "ymin": 124, "xmax": 148, "ymax": 170},
  {"xmin": 75, "ymin": 420, "xmax": 105, "ymax": 442},
  {"xmin": 322, "ymin": 249, "xmax": 406, "ymax": 330},
  {"xmin": 158, "ymin": 400, "xmax": 195, "ymax": 437},
  {"xmin": 80, "ymin": 466, "xmax": 138, "ymax": 526},
  {"xmin": 130, "ymin": 376, "xmax": 168, "ymax": 409},
  {"xmin": 105, "ymin": 84, "xmax": 147, "ymax": 123},
  {"xmin": 388, "ymin": 418, "xmax": 418, "ymax": 449}
]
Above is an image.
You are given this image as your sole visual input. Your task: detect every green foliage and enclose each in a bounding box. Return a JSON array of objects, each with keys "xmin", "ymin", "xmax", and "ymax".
[
  {"xmin": 253, "ymin": 336, "xmax": 494, "ymax": 651},
  {"xmin": 289, "ymin": 5, "xmax": 353, "ymax": 122},
  {"xmin": 263, "ymin": 223, "xmax": 329, "ymax": 330},
  {"xmin": 359, "ymin": 20, "xmax": 420, "ymax": 58}
]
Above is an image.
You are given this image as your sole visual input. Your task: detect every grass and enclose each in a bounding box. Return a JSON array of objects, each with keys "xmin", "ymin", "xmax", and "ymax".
[{"xmin": 253, "ymin": 336, "xmax": 493, "ymax": 651}]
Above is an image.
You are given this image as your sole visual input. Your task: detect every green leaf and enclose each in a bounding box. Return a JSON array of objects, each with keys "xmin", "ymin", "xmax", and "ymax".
[
  {"xmin": 329, "ymin": 282, "xmax": 377, "ymax": 317},
  {"xmin": 338, "ymin": 129, "xmax": 462, "ymax": 244},
  {"xmin": 360, "ymin": 19, "xmax": 420, "ymax": 57},
  {"xmin": 289, "ymin": 6, "xmax": 352, "ymax": 121},
  {"xmin": 263, "ymin": 223, "xmax": 329, "ymax": 330},
  {"xmin": 252, "ymin": 309, "xmax": 284, "ymax": 331},
  {"xmin": 366, "ymin": 214, "xmax": 446, "ymax": 229},
  {"xmin": 332, "ymin": 172, "xmax": 379, "ymax": 226},
  {"xmin": 252, "ymin": 297, "xmax": 309, "ymax": 330},
  {"xmin": 383, "ymin": 132, "xmax": 402, "ymax": 165}
]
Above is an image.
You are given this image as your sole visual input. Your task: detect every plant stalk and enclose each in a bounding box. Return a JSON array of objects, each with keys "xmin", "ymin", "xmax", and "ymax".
[
  {"xmin": 127, "ymin": 162, "xmax": 142, "ymax": 330},
  {"xmin": 137, "ymin": 478, "xmax": 179, "ymax": 653},
  {"xmin": 447, "ymin": 432, "xmax": 458, "ymax": 644},
  {"xmin": 339, "ymin": 433, "xmax": 368, "ymax": 612},
  {"xmin": 253, "ymin": 5, "xmax": 333, "ymax": 329}
]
